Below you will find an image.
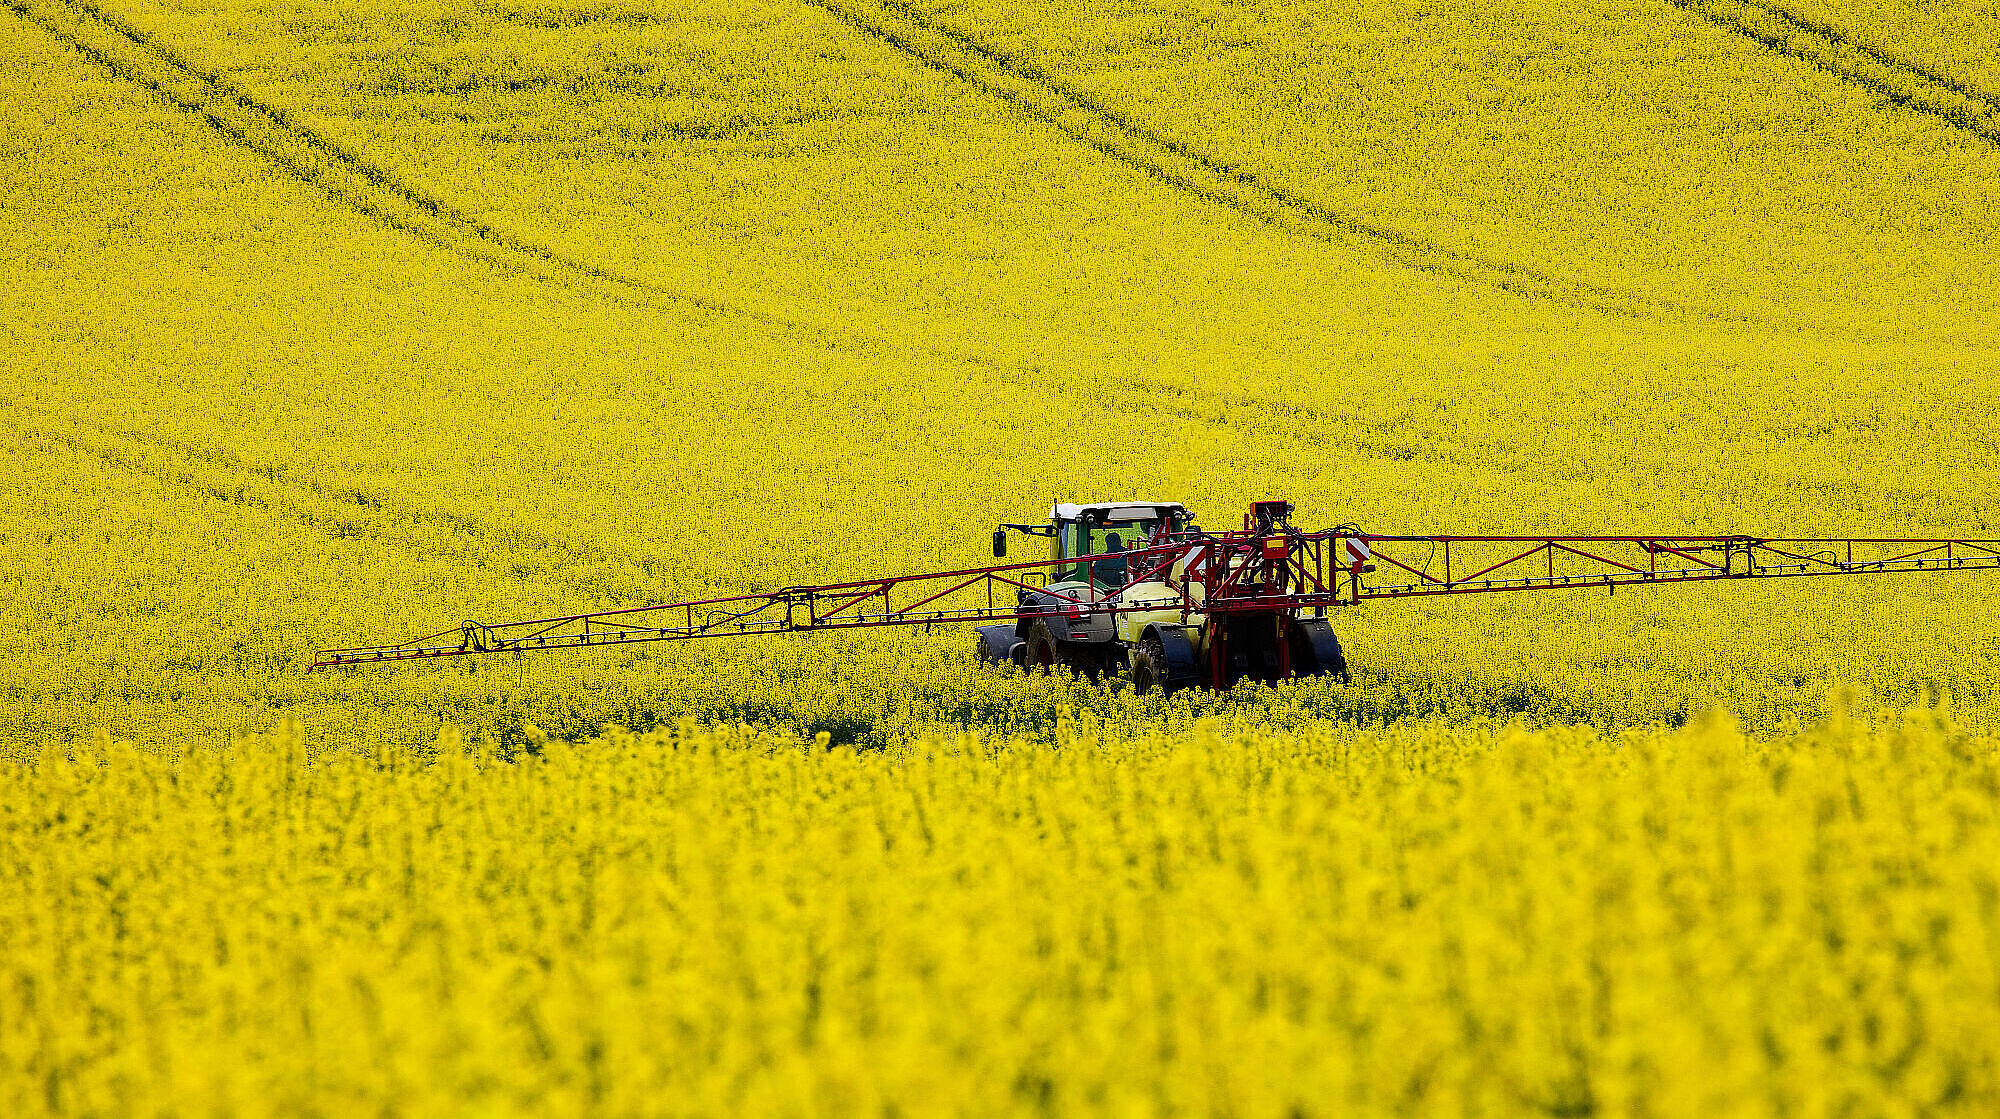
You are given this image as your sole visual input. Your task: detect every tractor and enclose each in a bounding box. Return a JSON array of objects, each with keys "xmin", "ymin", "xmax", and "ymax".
[{"xmin": 975, "ymin": 501, "xmax": 1349, "ymax": 694}]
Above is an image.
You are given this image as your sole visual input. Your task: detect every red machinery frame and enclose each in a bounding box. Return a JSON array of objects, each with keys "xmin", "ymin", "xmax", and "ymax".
[{"xmin": 312, "ymin": 503, "xmax": 2000, "ymax": 671}]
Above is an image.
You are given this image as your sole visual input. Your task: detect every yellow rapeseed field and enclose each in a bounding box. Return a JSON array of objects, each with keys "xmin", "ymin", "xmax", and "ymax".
[
  {"xmin": 4, "ymin": 0, "xmax": 2000, "ymax": 1113},
  {"xmin": 7, "ymin": 711, "xmax": 2000, "ymax": 1116}
]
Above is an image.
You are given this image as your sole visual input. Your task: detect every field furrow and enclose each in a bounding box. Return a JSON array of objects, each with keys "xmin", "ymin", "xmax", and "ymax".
[
  {"xmin": 810, "ymin": 0, "xmax": 1729, "ymax": 323},
  {"xmin": 6, "ymin": 0, "xmax": 834, "ymax": 340},
  {"xmin": 1666, "ymin": 0, "xmax": 2000, "ymax": 144},
  {"xmin": 0, "ymin": 401, "xmax": 676, "ymax": 610}
]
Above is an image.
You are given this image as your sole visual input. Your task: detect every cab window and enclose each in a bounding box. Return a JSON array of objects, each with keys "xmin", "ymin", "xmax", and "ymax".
[{"xmin": 1059, "ymin": 517, "xmax": 1167, "ymax": 586}]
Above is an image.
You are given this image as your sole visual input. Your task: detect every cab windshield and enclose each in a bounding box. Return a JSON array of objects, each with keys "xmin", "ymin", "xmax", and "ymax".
[{"xmin": 1059, "ymin": 514, "xmax": 1181, "ymax": 587}]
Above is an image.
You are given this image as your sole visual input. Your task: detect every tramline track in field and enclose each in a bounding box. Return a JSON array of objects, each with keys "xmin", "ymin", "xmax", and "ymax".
[
  {"xmin": 10, "ymin": 0, "xmax": 1157, "ymax": 382},
  {"xmin": 6, "ymin": 0, "xmax": 1083, "ymax": 379},
  {"xmin": 1667, "ymin": 0, "xmax": 2000, "ymax": 145},
  {"xmin": 808, "ymin": 0, "xmax": 1741, "ymax": 324},
  {"xmin": 17, "ymin": 0, "xmax": 1674, "ymax": 370},
  {"xmin": 0, "ymin": 402, "xmax": 676, "ymax": 609},
  {"xmin": 22, "ymin": 0, "xmax": 1801, "ymax": 333},
  {"xmin": 4, "ymin": 0, "xmax": 829, "ymax": 339}
]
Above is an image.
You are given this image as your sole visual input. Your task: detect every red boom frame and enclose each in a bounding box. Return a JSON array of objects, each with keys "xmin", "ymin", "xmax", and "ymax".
[{"xmin": 311, "ymin": 504, "xmax": 2000, "ymax": 670}]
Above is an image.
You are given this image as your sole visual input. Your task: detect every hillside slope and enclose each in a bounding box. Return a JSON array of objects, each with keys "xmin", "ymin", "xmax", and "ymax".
[{"xmin": 3, "ymin": 0, "xmax": 1999, "ymax": 752}]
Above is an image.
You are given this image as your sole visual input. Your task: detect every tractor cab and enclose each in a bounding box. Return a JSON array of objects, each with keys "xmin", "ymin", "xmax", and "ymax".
[{"xmin": 994, "ymin": 502, "xmax": 1192, "ymax": 592}]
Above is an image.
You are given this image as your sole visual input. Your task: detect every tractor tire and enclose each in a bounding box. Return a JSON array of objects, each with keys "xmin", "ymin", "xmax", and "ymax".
[
  {"xmin": 1129, "ymin": 636, "xmax": 1170, "ymax": 695},
  {"xmin": 1025, "ymin": 620, "xmax": 1101, "ymax": 681},
  {"xmin": 1023, "ymin": 621, "xmax": 1062, "ymax": 675},
  {"xmin": 975, "ymin": 625, "xmax": 1024, "ymax": 667},
  {"xmin": 1129, "ymin": 627, "xmax": 1201, "ymax": 695},
  {"xmin": 1288, "ymin": 617, "xmax": 1351, "ymax": 685}
]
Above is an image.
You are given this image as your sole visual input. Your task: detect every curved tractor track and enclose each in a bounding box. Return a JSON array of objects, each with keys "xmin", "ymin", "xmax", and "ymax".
[
  {"xmin": 0, "ymin": 399, "xmax": 684, "ymax": 610},
  {"xmin": 5, "ymin": 0, "xmax": 831, "ymax": 342},
  {"xmin": 806, "ymin": 0, "xmax": 1741, "ymax": 324},
  {"xmin": 1667, "ymin": 0, "xmax": 2000, "ymax": 146},
  {"xmin": 16, "ymin": 0, "xmax": 1804, "ymax": 344}
]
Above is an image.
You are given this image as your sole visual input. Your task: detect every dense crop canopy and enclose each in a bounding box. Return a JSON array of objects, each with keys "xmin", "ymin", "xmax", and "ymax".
[
  {"xmin": 4, "ymin": 0, "xmax": 2000, "ymax": 1113},
  {"xmin": 5, "ymin": 713, "xmax": 1998, "ymax": 1116}
]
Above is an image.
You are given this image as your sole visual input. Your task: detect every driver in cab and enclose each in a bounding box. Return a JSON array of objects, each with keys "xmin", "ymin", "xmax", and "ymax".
[{"xmin": 1092, "ymin": 533, "xmax": 1128, "ymax": 590}]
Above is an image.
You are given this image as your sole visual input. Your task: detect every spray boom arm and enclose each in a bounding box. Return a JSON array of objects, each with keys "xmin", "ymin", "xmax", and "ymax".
[{"xmin": 311, "ymin": 505, "xmax": 2000, "ymax": 670}]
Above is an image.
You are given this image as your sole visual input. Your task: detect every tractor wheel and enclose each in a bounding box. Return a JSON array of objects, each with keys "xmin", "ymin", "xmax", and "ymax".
[
  {"xmin": 1025, "ymin": 621, "xmax": 1102, "ymax": 680},
  {"xmin": 1129, "ymin": 636, "xmax": 1170, "ymax": 696},
  {"xmin": 1023, "ymin": 621, "xmax": 1062, "ymax": 675},
  {"xmin": 1131, "ymin": 627, "xmax": 1201, "ymax": 694},
  {"xmin": 975, "ymin": 627, "xmax": 1023, "ymax": 667},
  {"xmin": 1287, "ymin": 617, "xmax": 1351, "ymax": 685}
]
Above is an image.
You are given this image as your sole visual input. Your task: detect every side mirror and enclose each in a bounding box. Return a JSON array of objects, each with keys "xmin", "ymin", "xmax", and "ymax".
[{"xmin": 991, "ymin": 529, "xmax": 1008, "ymax": 558}]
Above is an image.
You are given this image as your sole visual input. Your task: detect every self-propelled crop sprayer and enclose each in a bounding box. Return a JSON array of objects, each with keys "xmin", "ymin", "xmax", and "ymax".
[{"xmin": 313, "ymin": 501, "xmax": 2000, "ymax": 695}]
